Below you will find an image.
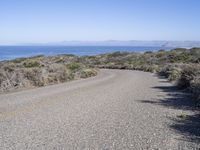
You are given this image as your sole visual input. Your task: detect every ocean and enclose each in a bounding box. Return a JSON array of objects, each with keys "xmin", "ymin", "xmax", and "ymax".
[{"xmin": 0, "ymin": 46, "xmax": 172, "ymax": 61}]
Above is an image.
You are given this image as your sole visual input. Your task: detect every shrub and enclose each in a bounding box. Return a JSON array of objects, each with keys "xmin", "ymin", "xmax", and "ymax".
[
  {"xmin": 80, "ymin": 69, "xmax": 98, "ymax": 78},
  {"xmin": 23, "ymin": 60, "xmax": 41, "ymax": 68},
  {"xmin": 158, "ymin": 49, "xmax": 165, "ymax": 52},
  {"xmin": 190, "ymin": 76, "xmax": 200, "ymax": 102},
  {"xmin": 66, "ymin": 63, "xmax": 81, "ymax": 71},
  {"xmin": 145, "ymin": 51, "xmax": 153, "ymax": 54},
  {"xmin": 11, "ymin": 58, "xmax": 27, "ymax": 64},
  {"xmin": 158, "ymin": 64, "xmax": 184, "ymax": 81},
  {"xmin": 168, "ymin": 68, "xmax": 182, "ymax": 81},
  {"xmin": 168, "ymin": 52, "xmax": 191, "ymax": 63},
  {"xmin": 24, "ymin": 68, "xmax": 44, "ymax": 86},
  {"xmin": 177, "ymin": 65, "xmax": 200, "ymax": 89},
  {"xmin": 54, "ymin": 57, "xmax": 65, "ymax": 63},
  {"xmin": 3, "ymin": 63, "xmax": 15, "ymax": 72},
  {"xmin": 107, "ymin": 51, "xmax": 126, "ymax": 57},
  {"xmin": 0, "ymin": 54, "xmax": 98, "ymax": 92},
  {"xmin": 156, "ymin": 52, "xmax": 165, "ymax": 58}
]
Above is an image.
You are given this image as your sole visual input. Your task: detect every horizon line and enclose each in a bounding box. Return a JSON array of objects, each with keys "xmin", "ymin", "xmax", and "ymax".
[{"xmin": 1, "ymin": 40, "xmax": 200, "ymax": 46}]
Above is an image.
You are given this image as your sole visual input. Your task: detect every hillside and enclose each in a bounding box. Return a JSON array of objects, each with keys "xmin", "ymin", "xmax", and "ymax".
[
  {"xmin": 82, "ymin": 47, "xmax": 200, "ymax": 104},
  {"xmin": 0, "ymin": 55, "xmax": 97, "ymax": 93},
  {"xmin": 1, "ymin": 47, "xmax": 200, "ymax": 105}
]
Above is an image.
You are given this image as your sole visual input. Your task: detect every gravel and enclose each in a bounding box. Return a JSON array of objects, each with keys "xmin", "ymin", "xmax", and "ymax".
[{"xmin": 0, "ymin": 69, "xmax": 197, "ymax": 149}]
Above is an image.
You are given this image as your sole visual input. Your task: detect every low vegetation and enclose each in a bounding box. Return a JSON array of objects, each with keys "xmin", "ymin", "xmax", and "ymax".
[
  {"xmin": 82, "ymin": 47, "xmax": 200, "ymax": 105},
  {"xmin": 1, "ymin": 47, "xmax": 200, "ymax": 105},
  {"xmin": 0, "ymin": 55, "xmax": 97, "ymax": 93}
]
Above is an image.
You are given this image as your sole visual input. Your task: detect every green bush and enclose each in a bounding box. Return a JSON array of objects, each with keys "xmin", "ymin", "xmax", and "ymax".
[
  {"xmin": 168, "ymin": 69, "xmax": 182, "ymax": 81},
  {"xmin": 168, "ymin": 52, "xmax": 191, "ymax": 63},
  {"xmin": 11, "ymin": 58, "xmax": 27, "ymax": 63},
  {"xmin": 66, "ymin": 63, "xmax": 81, "ymax": 71},
  {"xmin": 23, "ymin": 60, "xmax": 41, "ymax": 68},
  {"xmin": 80, "ymin": 69, "xmax": 98, "ymax": 78},
  {"xmin": 177, "ymin": 65, "xmax": 200, "ymax": 89}
]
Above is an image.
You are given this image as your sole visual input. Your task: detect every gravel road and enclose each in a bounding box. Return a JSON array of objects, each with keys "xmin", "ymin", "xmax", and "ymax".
[{"xmin": 0, "ymin": 69, "xmax": 197, "ymax": 149}]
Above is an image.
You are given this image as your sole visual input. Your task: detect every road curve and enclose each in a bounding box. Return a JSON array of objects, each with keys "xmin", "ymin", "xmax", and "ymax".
[{"xmin": 0, "ymin": 69, "xmax": 194, "ymax": 149}]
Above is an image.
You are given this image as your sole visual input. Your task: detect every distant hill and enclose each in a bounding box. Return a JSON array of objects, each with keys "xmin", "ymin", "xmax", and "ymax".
[
  {"xmin": 161, "ymin": 41, "xmax": 200, "ymax": 48},
  {"xmin": 15, "ymin": 40, "xmax": 200, "ymax": 48},
  {"xmin": 44, "ymin": 41, "xmax": 200, "ymax": 47}
]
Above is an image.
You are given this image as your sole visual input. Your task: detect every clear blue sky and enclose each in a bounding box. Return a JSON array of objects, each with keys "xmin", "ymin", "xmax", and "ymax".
[{"xmin": 0, "ymin": 0, "xmax": 200, "ymax": 44}]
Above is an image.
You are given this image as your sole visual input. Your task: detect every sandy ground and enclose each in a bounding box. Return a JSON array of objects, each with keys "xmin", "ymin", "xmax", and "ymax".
[{"xmin": 0, "ymin": 69, "xmax": 199, "ymax": 150}]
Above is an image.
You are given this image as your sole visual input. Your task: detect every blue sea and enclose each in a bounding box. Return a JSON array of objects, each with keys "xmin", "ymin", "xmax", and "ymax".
[{"xmin": 0, "ymin": 46, "xmax": 172, "ymax": 61}]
